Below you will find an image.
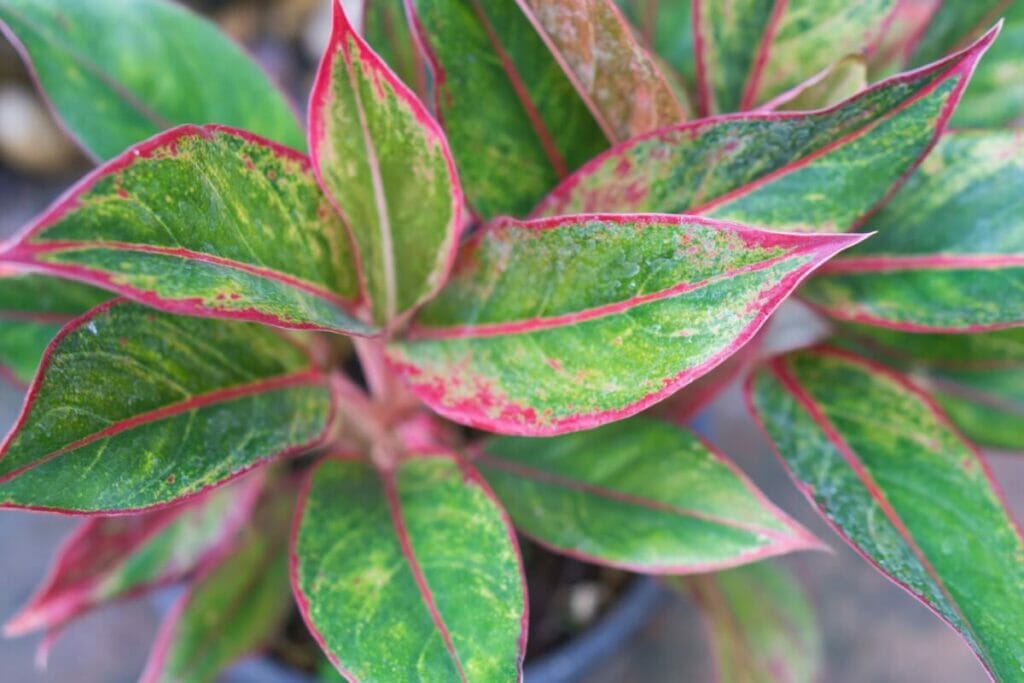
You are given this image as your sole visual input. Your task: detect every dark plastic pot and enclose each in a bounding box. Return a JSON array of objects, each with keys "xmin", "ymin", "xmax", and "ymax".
[{"xmin": 220, "ymin": 577, "xmax": 665, "ymax": 683}]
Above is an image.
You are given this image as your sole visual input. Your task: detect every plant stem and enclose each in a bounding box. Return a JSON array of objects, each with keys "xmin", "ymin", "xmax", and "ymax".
[{"xmin": 353, "ymin": 337, "xmax": 395, "ymax": 401}]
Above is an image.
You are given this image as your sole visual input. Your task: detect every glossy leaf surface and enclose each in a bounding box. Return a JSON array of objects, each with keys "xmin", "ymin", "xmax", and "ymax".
[
  {"xmin": 0, "ymin": 272, "xmax": 107, "ymax": 385},
  {"xmin": 837, "ymin": 325, "xmax": 1024, "ymax": 453},
  {"xmin": 310, "ymin": 1, "xmax": 461, "ymax": 326},
  {"xmin": 388, "ymin": 214, "xmax": 865, "ymax": 435},
  {"xmin": 141, "ymin": 486, "xmax": 293, "ymax": 683},
  {"xmin": 0, "ymin": 0, "xmax": 304, "ymax": 160},
  {"xmin": 518, "ymin": 0, "xmax": 685, "ymax": 141},
  {"xmin": 670, "ymin": 561, "xmax": 822, "ymax": 683},
  {"xmin": 748, "ymin": 347, "xmax": 1024, "ymax": 681},
  {"xmin": 0, "ymin": 125, "xmax": 371, "ymax": 336},
  {"xmin": 407, "ymin": 0, "xmax": 609, "ymax": 218},
  {"xmin": 0, "ymin": 301, "xmax": 333, "ymax": 513},
  {"xmin": 293, "ymin": 455, "xmax": 526, "ymax": 682},
  {"xmin": 535, "ymin": 29, "xmax": 995, "ymax": 233},
  {"xmin": 477, "ymin": 417, "xmax": 821, "ymax": 572},
  {"xmin": 803, "ymin": 131, "xmax": 1024, "ymax": 331},
  {"xmin": 4, "ymin": 475, "xmax": 263, "ymax": 637},
  {"xmin": 693, "ymin": 0, "xmax": 892, "ymax": 114}
]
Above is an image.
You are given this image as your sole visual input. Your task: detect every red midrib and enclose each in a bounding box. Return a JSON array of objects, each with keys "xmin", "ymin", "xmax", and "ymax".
[
  {"xmin": 383, "ymin": 474, "xmax": 468, "ymax": 683},
  {"xmin": 476, "ymin": 453, "xmax": 797, "ymax": 544},
  {"xmin": 767, "ymin": 356, "xmax": 988, "ymax": 656},
  {"xmin": 408, "ymin": 247, "xmax": 811, "ymax": 340},
  {"xmin": 0, "ymin": 370, "xmax": 323, "ymax": 485},
  {"xmin": 818, "ymin": 253, "xmax": 1024, "ymax": 274}
]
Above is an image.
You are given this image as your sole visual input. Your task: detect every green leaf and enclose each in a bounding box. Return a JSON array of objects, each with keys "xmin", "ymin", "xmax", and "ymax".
[
  {"xmin": 747, "ymin": 347, "xmax": 1024, "ymax": 681},
  {"xmin": 616, "ymin": 0, "xmax": 697, "ymax": 102},
  {"xmin": 407, "ymin": 0, "xmax": 609, "ymax": 218},
  {"xmin": 517, "ymin": 0, "xmax": 686, "ymax": 141},
  {"xmin": 691, "ymin": 0, "xmax": 892, "ymax": 115},
  {"xmin": 4, "ymin": 474, "xmax": 264, "ymax": 637},
  {"xmin": 0, "ymin": 125, "xmax": 372, "ymax": 336},
  {"xmin": 0, "ymin": 272, "xmax": 108, "ymax": 385},
  {"xmin": 477, "ymin": 417, "xmax": 821, "ymax": 572},
  {"xmin": 535, "ymin": 28, "xmax": 997, "ymax": 233},
  {"xmin": 836, "ymin": 325, "xmax": 1024, "ymax": 453},
  {"xmin": 387, "ymin": 213, "xmax": 865, "ymax": 435},
  {"xmin": 951, "ymin": 1, "xmax": 1024, "ymax": 128},
  {"xmin": 803, "ymin": 131, "xmax": 1024, "ymax": 331},
  {"xmin": 141, "ymin": 484, "xmax": 294, "ymax": 683},
  {"xmin": 667, "ymin": 561, "xmax": 822, "ymax": 683},
  {"xmin": 309, "ymin": 1, "xmax": 461, "ymax": 327},
  {"xmin": 909, "ymin": 0, "xmax": 1007, "ymax": 66},
  {"xmin": 0, "ymin": 301, "xmax": 334, "ymax": 513},
  {"xmin": 0, "ymin": 0, "xmax": 304, "ymax": 159},
  {"xmin": 764, "ymin": 54, "xmax": 868, "ymax": 112},
  {"xmin": 292, "ymin": 455, "xmax": 526, "ymax": 683},
  {"xmin": 362, "ymin": 0, "xmax": 428, "ymax": 98}
]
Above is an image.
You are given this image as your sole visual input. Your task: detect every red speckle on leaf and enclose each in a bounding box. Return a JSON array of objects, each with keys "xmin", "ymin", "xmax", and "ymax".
[
  {"xmin": 614, "ymin": 156, "xmax": 632, "ymax": 176},
  {"xmin": 165, "ymin": 474, "xmax": 175, "ymax": 484},
  {"xmin": 545, "ymin": 357, "xmax": 563, "ymax": 372}
]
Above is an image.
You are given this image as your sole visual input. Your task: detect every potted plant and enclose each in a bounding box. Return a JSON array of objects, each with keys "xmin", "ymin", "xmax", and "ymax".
[{"xmin": 0, "ymin": 0, "xmax": 1020, "ymax": 681}]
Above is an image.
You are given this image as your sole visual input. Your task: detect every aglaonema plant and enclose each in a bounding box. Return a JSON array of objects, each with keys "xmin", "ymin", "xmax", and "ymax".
[{"xmin": 0, "ymin": 0, "xmax": 1020, "ymax": 681}]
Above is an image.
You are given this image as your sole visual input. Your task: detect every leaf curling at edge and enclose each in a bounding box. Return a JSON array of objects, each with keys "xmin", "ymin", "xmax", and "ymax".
[
  {"xmin": 387, "ymin": 213, "xmax": 870, "ymax": 436},
  {"xmin": 0, "ymin": 124, "xmax": 376, "ymax": 337},
  {"xmin": 533, "ymin": 24, "xmax": 1000, "ymax": 234},
  {"xmin": 0, "ymin": 300, "xmax": 336, "ymax": 513}
]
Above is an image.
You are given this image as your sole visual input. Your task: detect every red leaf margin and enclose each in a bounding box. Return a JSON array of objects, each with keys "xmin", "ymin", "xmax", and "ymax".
[
  {"xmin": 744, "ymin": 344, "xmax": 1024, "ymax": 683},
  {"xmin": 533, "ymin": 24, "xmax": 1000, "ymax": 227},
  {"xmin": 289, "ymin": 451, "xmax": 529, "ymax": 683},
  {"xmin": 308, "ymin": 0, "xmax": 464, "ymax": 328},
  {"xmin": 0, "ymin": 299, "xmax": 337, "ymax": 516},
  {"xmin": 0, "ymin": 124, "xmax": 373, "ymax": 336},
  {"xmin": 388, "ymin": 213, "xmax": 869, "ymax": 436}
]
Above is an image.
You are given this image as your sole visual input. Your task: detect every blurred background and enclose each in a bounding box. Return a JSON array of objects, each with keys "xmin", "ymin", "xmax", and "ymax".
[{"xmin": 0, "ymin": 1, "xmax": 1019, "ymax": 681}]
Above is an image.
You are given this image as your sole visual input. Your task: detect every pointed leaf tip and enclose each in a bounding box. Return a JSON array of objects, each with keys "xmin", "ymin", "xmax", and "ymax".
[
  {"xmin": 389, "ymin": 214, "xmax": 866, "ymax": 436},
  {"xmin": 310, "ymin": 0, "xmax": 462, "ymax": 328}
]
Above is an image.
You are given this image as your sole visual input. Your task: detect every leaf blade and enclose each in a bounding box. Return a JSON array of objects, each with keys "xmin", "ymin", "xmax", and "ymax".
[
  {"xmin": 0, "ymin": 301, "xmax": 334, "ymax": 513},
  {"xmin": 478, "ymin": 417, "xmax": 821, "ymax": 572},
  {"xmin": 747, "ymin": 346, "xmax": 1024, "ymax": 681},
  {"xmin": 407, "ymin": 0, "xmax": 610, "ymax": 218},
  {"xmin": 0, "ymin": 0, "xmax": 304, "ymax": 159},
  {"xmin": 292, "ymin": 454, "xmax": 526, "ymax": 682},
  {"xmin": 535, "ymin": 28, "xmax": 997, "ymax": 234},
  {"xmin": 0, "ymin": 125, "xmax": 372, "ymax": 336},
  {"xmin": 802, "ymin": 130, "xmax": 1024, "ymax": 331},
  {"xmin": 310, "ymin": 0, "xmax": 462, "ymax": 326},
  {"xmin": 388, "ymin": 214, "xmax": 865, "ymax": 436}
]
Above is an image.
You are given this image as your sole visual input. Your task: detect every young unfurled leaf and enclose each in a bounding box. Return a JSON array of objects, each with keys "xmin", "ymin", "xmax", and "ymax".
[
  {"xmin": 747, "ymin": 347, "xmax": 1024, "ymax": 681},
  {"xmin": 4, "ymin": 474, "xmax": 264, "ymax": 638},
  {"xmin": 476, "ymin": 417, "xmax": 821, "ymax": 572},
  {"xmin": 292, "ymin": 455, "xmax": 526, "ymax": 682},
  {"xmin": 0, "ymin": 272, "xmax": 107, "ymax": 385},
  {"xmin": 0, "ymin": 0, "xmax": 304, "ymax": 159},
  {"xmin": 407, "ymin": 0, "xmax": 609, "ymax": 218},
  {"xmin": 388, "ymin": 214, "xmax": 865, "ymax": 436},
  {"xmin": 803, "ymin": 131, "xmax": 1024, "ymax": 331},
  {"xmin": 535, "ymin": 28, "xmax": 997, "ymax": 233},
  {"xmin": 692, "ymin": 0, "xmax": 892, "ymax": 114},
  {"xmin": 140, "ymin": 484, "xmax": 294, "ymax": 683},
  {"xmin": 836, "ymin": 325, "xmax": 1024, "ymax": 453},
  {"xmin": 0, "ymin": 301, "xmax": 334, "ymax": 513},
  {"xmin": 0, "ymin": 125, "xmax": 372, "ymax": 336},
  {"xmin": 668, "ymin": 561, "xmax": 822, "ymax": 683},
  {"xmin": 761, "ymin": 54, "xmax": 868, "ymax": 112},
  {"xmin": 310, "ymin": 1, "xmax": 461, "ymax": 327},
  {"xmin": 517, "ymin": 0, "xmax": 685, "ymax": 141}
]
